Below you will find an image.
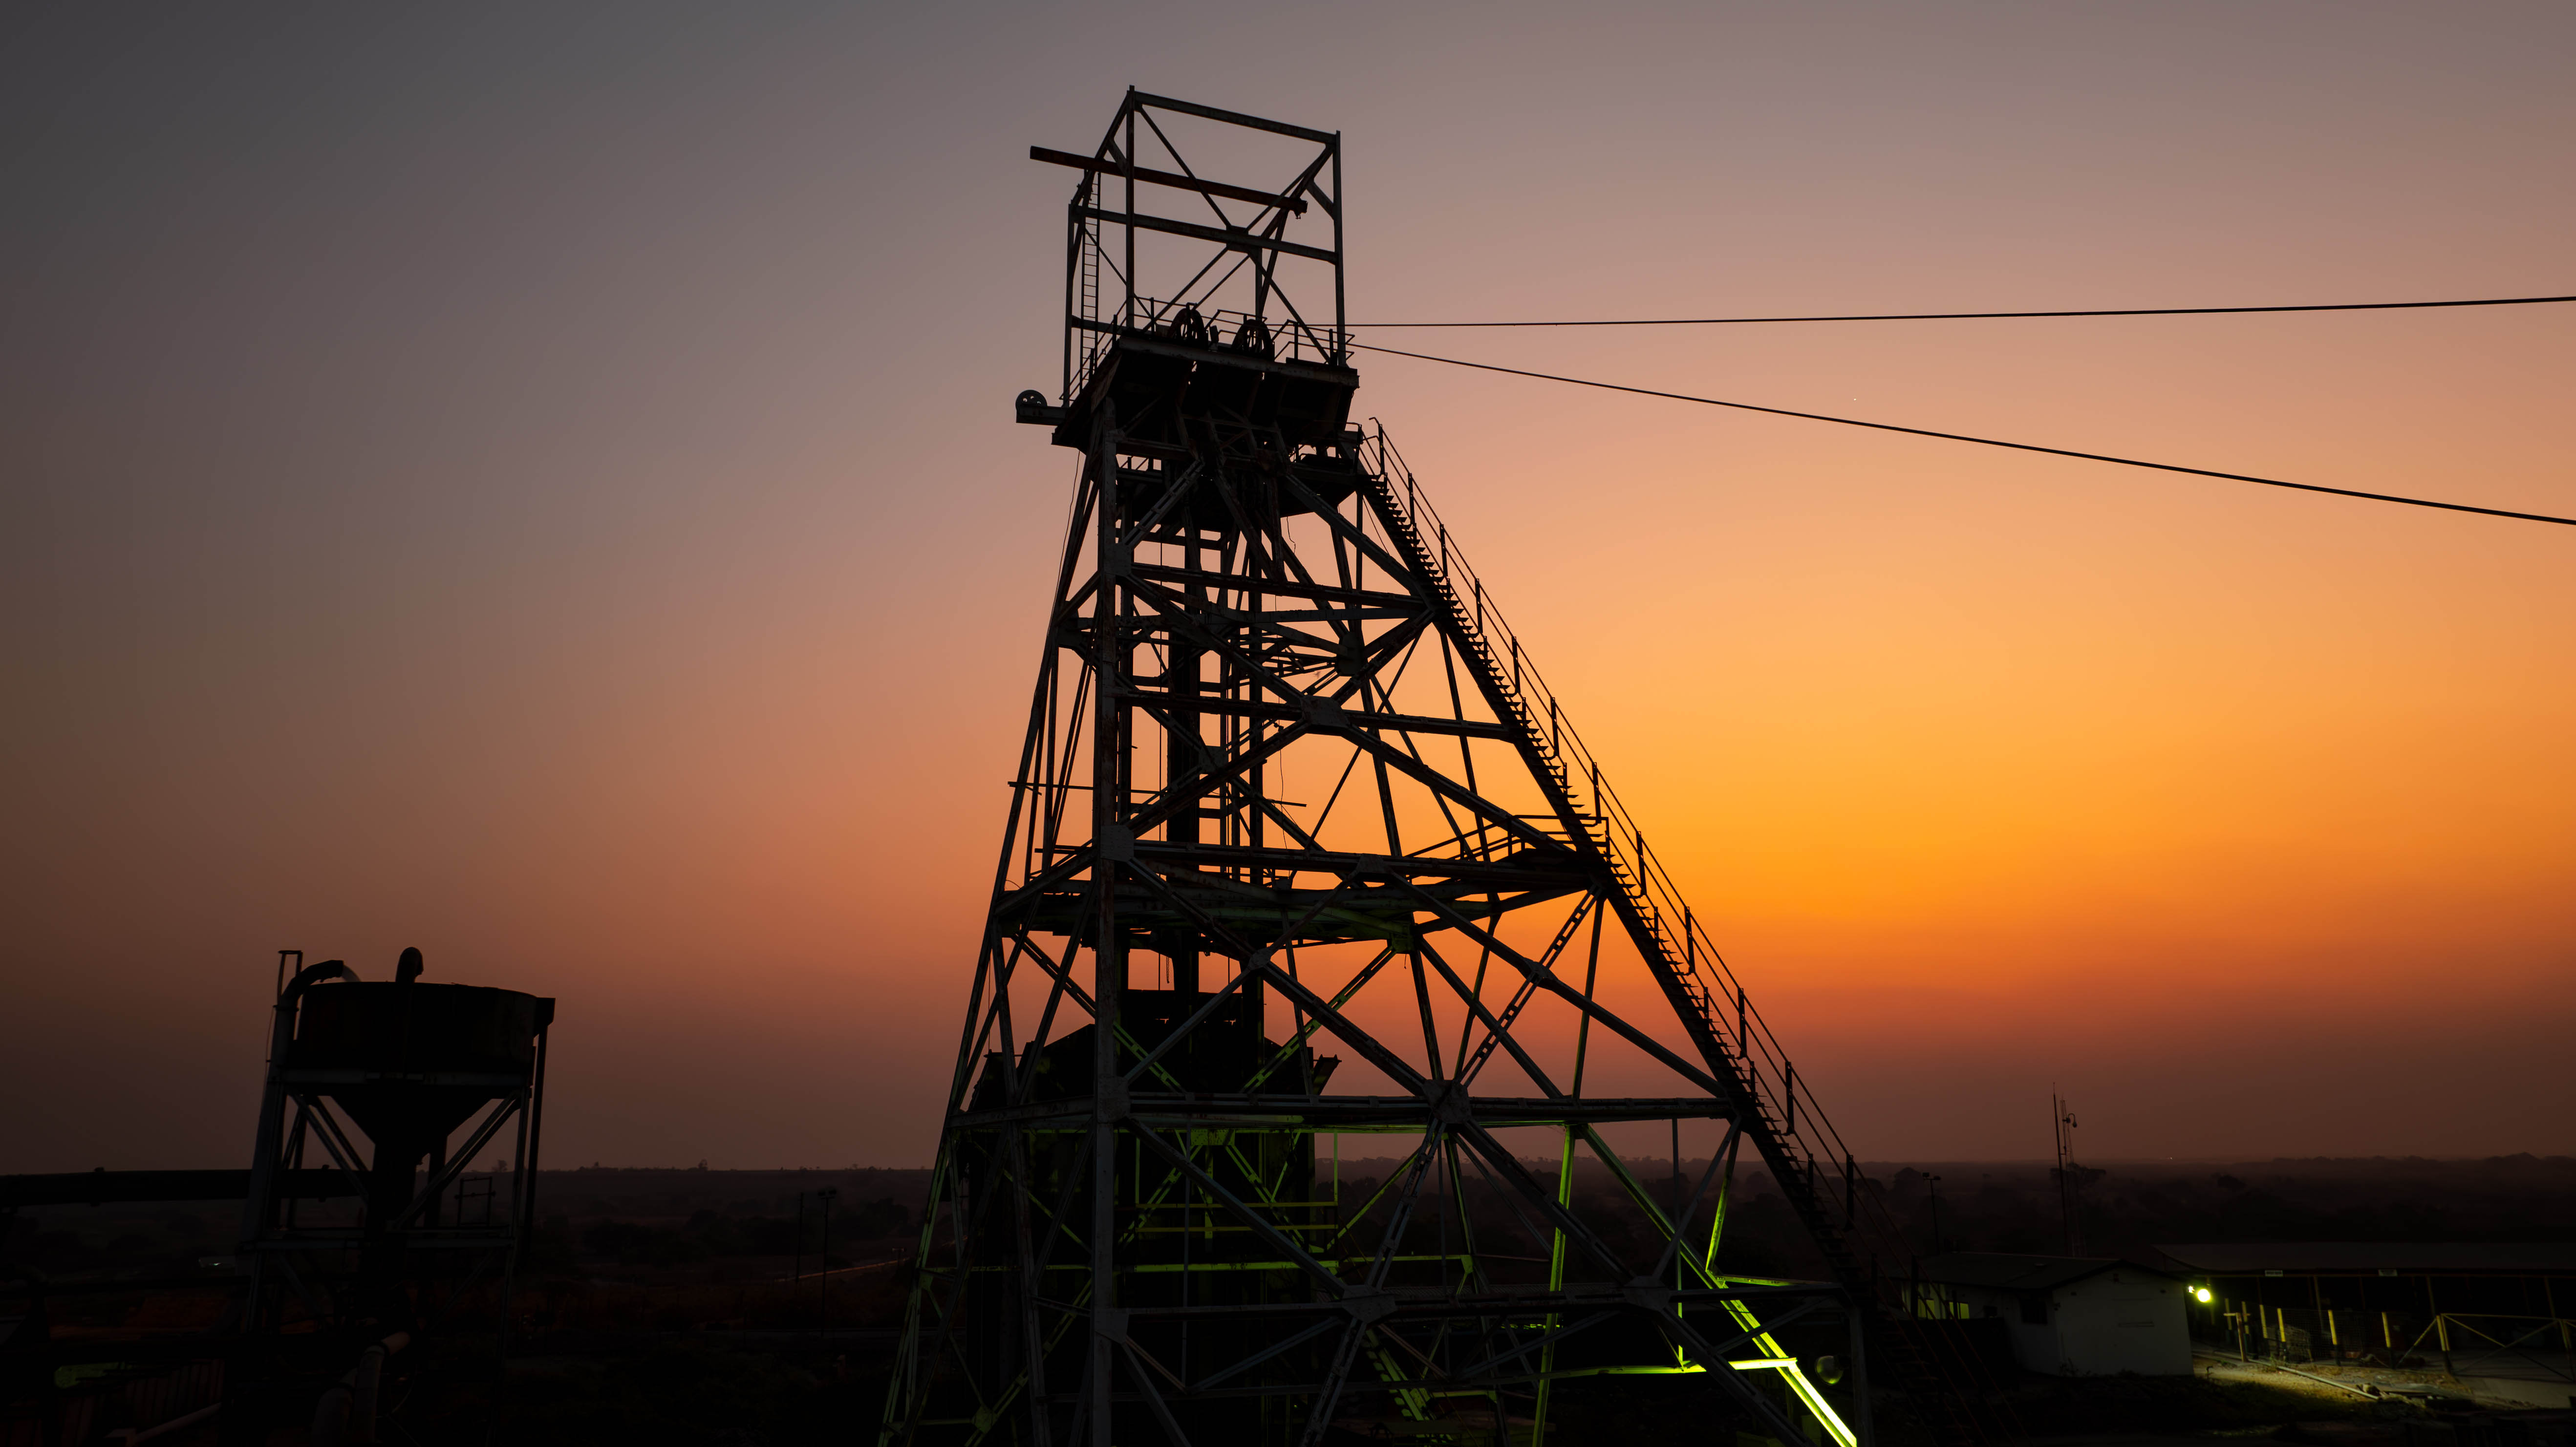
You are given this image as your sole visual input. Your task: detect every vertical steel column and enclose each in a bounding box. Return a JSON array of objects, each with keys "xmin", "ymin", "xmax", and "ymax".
[
  {"xmin": 1088, "ymin": 404, "xmax": 1127, "ymax": 1447},
  {"xmin": 1170, "ymin": 532, "xmax": 1202, "ymax": 998},
  {"xmin": 495, "ymin": 1010, "xmax": 548, "ymax": 1368},
  {"xmin": 1846, "ymin": 1298, "xmax": 1874, "ymax": 1447},
  {"xmin": 1121, "ymin": 105, "xmax": 1138, "ymax": 330},
  {"xmin": 1329, "ymin": 135, "xmax": 1344, "ymax": 362}
]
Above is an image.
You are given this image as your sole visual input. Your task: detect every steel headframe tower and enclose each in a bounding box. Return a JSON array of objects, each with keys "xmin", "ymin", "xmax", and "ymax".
[{"xmin": 884, "ymin": 91, "xmax": 1981, "ymax": 1447}]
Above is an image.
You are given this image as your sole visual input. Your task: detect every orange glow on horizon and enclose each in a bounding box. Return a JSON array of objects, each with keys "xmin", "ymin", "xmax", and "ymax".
[{"xmin": 6, "ymin": 3, "xmax": 2572, "ymax": 1172}]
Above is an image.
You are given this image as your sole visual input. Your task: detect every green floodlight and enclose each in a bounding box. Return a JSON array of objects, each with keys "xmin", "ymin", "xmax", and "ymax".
[{"xmin": 2194, "ymin": 1286, "xmax": 2214, "ymax": 1303}]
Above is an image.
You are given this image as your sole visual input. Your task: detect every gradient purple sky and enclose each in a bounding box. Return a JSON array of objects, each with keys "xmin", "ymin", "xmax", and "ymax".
[{"xmin": 5, "ymin": 2, "xmax": 2572, "ymax": 1171}]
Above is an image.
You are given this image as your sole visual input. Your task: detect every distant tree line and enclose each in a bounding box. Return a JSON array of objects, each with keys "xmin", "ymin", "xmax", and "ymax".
[
  {"xmin": 575, "ymin": 1200, "xmax": 911, "ymax": 1268},
  {"xmin": 1862, "ymin": 1155, "xmax": 2576, "ymax": 1262}
]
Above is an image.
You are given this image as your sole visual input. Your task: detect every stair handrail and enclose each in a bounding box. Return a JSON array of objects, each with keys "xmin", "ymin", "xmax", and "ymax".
[{"xmin": 1354, "ymin": 422, "xmax": 1908, "ymax": 1265}]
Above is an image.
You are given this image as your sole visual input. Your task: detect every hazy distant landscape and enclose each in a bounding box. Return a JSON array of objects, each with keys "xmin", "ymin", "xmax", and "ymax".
[
  {"xmin": 22, "ymin": 1155, "xmax": 2570, "ymax": 1286},
  {"xmin": 23, "ymin": 1155, "xmax": 2568, "ymax": 1445}
]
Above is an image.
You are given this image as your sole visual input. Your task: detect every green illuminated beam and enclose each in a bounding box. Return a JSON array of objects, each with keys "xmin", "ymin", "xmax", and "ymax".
[{"xmin": 1575, "ymin": 1125, "xmax": 1859, "ymax": 1447}]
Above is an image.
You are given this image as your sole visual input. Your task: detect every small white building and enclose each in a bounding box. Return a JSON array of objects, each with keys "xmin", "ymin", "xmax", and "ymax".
[{"xmin": 1911, "ymin": 1253, "xmax": 2192, "ymax": 1377}]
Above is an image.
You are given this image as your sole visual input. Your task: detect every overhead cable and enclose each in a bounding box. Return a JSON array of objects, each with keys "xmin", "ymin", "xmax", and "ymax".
[
  {"xmin": 1349, "ymin": 341, "xmax": 2576, "ymax": 528},
  {"xmin": 1353, "ymin": 293, "xmax": 2576, "ymax": 328}
]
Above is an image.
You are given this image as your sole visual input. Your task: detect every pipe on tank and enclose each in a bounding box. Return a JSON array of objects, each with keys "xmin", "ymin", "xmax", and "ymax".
[
  {"xmin": 311, "ymin": 1330, "xmax": 406, "ymax": 1447},
  {"xmin": 237, "ymin": 960, "xmax": 361, "ymax": 1256},
  {"xmin": 310, "ymin": 1383, "xmax": 350, "ymax": 1447},
  {"xmin": 350, "ymin": 1331, "xmax": 408, "ymax": 1444}
]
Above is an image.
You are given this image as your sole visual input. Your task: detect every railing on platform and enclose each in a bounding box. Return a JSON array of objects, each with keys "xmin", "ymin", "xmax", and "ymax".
[{"xmin": 1072, "ymin": 295, "xmax": 1348, "ymax": 397}]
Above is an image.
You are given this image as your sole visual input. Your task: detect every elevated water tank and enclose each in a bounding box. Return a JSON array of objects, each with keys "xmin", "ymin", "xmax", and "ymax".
[{"xmin": 288, "ymin": 982, "xmax": 546, "ymax": 1153}]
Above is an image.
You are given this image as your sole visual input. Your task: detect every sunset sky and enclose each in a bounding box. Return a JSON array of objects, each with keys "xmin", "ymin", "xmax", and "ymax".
[{"xmin": 6, "ymin": 1, "xmax": 2571, "ymax": 1172}]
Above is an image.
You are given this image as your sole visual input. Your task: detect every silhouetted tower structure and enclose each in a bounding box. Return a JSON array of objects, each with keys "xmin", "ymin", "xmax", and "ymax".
[
  {"xmin": 883, "ymin": 91, "xmax": 1990, "ymax": 1447},
  {"xmin": 230, "ymin": 949, "xmax": 552, "ymax": 1438}
]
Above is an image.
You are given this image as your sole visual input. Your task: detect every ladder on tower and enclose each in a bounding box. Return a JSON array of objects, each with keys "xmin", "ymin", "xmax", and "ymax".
[{"xmin": 1074, "ymin": 176, "xmax": 1103, "ymax": 395}]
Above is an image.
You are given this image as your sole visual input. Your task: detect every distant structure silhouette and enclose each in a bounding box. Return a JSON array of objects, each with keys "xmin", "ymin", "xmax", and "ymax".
[{"xmin": 230, "ymin": 947, "xmax": 553, "ymax": 1442}]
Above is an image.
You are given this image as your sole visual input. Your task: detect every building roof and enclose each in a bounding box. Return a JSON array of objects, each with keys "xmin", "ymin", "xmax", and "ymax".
[
  {"xmin": 2151, "ymin": 1243, "xmax": 2576, "ymax": 1276},
  {"xmin": 1914, "ymin": 1253, "xmax": 2176, "ymax": 1292}
]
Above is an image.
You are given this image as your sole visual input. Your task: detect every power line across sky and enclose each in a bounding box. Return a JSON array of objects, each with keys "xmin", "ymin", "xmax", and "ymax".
[
  {"xmin": 1348, "ymin": 340, "xmax": 2576, "ymax": 529},
  {"xmin": 1351, "ymin": 292, "xmax": 2576, "ymax": 328}
]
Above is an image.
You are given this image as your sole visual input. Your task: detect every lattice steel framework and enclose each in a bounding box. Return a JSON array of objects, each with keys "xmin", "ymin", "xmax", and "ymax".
[{"xmin": 883, "ymin": 91, "xmax": 1989, "ymax": 1447}]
